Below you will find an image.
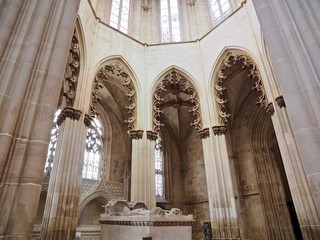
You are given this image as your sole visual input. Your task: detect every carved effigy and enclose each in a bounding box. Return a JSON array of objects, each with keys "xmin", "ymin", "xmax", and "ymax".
[
  {"xmin": 100, "ymin": 200, "xmax": 194, "ymax": 226},
  {"xmin": 92, "ymin": 61, "xmax": 136, "ymax": 130},
  {"xmin": 215, "ymin": 52, "xmax": 271, "ymax": 124},
  {"xmin": 153, "ymin": 71, "xmax": 202, "ymax": 132}
]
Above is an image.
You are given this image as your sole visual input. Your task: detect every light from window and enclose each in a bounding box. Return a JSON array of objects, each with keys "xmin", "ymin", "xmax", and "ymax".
[
  {"xmin": 155, "ymin": 134, "xmax": 164, "ymax": 197},
  {"xmin": 161, "ymin": 0, "xmax": 181, "ymax": 43},
  {"xmin": 83, "ymin": 117, "xmax": 103, "ymax": 180},
  {"xmin": 45, "ymin": 109, "xmax": 61, "ymax": 173},
  {"xmin": 110, "ymin": 0, "xmax": 130, "ymax": 34},
  {"xmin": 209, "ymin": 0, "xmax": 231, "ymax": 25}
]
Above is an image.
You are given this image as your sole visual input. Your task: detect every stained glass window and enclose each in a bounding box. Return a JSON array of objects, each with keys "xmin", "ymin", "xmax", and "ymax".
[
  {"xmin": 161, "ymin": 0, "xmax": 181, "ymax": 43},
  {"xmin": 110, "ymin": 0, "xmax": 130, "ymax": 34},
  {"xmin": 208, "ymin": 0, "xmax": 231, "ymax": 25},
  {"xmin": 83, "ymin": 116, "xmax": 103, "ymax": 180},
  {"xmin": 155, "ymin": 134, "xmax": 164, "ymax": 198},
  {"xmin": 45, "ymin": 109, "xmax": 61, "ymax": 173}
]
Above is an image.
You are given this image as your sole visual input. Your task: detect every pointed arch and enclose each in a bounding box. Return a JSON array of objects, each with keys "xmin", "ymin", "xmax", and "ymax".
[
  {"xmin": 151, "ymin": 66, "xmax": 203, "ymax": 133},
  {"xmin": 211, "ymin": 48, "xmax": 272, "ymax": 126},
  {"xmin": 88, "ymin": 56, "xmax": 139, "ymax": 130}
]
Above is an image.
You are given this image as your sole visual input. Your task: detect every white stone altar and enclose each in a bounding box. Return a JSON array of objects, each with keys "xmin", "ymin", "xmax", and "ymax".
[{"xmin": 99, "ymin": 200, "xmax": 194, "ymax": 240}]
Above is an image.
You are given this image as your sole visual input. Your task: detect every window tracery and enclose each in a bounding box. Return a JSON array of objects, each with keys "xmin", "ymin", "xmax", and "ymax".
[
  {"xmin": 45, "ymin": 109, "xmax": 61, "ymax": 173},
  {"xmin": 83, "ymin": 116, "xmax": 104, "ymax": 180},
  {"xmin": 161, "ymin": 0, "xmax": 181, "ymax": 42},
  {"xmin": 208, "ymin": 0, "xmax": 231, "ymax": 25},
  {"xmin": 110, "ymin": 0, "xmax": 130, "ymax": 33},
  {"xmin": 155, "ymin": 134, "xmax": 165, "ymax": 198}
]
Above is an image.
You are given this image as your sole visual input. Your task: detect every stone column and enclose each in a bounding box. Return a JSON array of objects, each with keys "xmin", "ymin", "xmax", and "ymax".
[
  {"xmin": 252, "ymin": 0, "xmax": 320, "ymax": 214},
  {"xmin": 130, "ymin": 130, "xmax": 156, "ymax": 209},
  {"xmin": 201, "ymin": 127, "xmax": 240, "ymax": 239},
  {"xmin": 40, "ymin": 108, "xmax": 87, "ymax": 239},
  {"xmin": 0, "ymin": 1, "xmax": 80, "ymax": 239},
  {"xmin": 272, "ymin": 97, "xmax": 320, "ymax": 238}
]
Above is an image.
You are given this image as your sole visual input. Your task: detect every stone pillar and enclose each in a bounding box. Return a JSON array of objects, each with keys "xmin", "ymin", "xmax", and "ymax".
[
  {"xmin": 252, "ymin": 0, "xmax": 320, "ymax": 215},
  {"xmin": 201, "ymin": 127, "xmax": 240, "ymax": 239},
  {"xmin": 271, "ymin": 96, "xmax": 320, "ymax": 238},
  {"xmin": 130, "ymin": 130, "xmax": 156, "ymax": 209},
  {"xmin": 0, "ymin": 1, "xmax": 80, "ymax": 239},
  {"xmin": 40, "ymin": 108, "xmax": 87, "ymax": 239}
]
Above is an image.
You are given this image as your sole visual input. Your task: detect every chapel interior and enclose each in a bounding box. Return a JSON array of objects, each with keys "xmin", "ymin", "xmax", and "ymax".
[{"xmin": 0, "ymin": 0, "xmax": 320, "ymax": 239}]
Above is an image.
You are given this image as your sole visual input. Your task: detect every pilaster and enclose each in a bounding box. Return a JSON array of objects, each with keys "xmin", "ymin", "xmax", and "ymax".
[
  {"xmin": 130, "ymin": 130, "xmax": 156, "ymax": 209},
  {"xmin": 202, "ymin": 126, "xmax": 240, "ymax": 239}
]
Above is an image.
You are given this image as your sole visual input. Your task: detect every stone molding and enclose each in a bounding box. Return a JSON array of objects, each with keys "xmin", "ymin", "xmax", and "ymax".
[
  {"xmin": 147, "ymin": 130, "xmax": 158, "ymax": 141},
  {"xmin": 275, "ymin": 96, "xmax": 286, "ymax": 108},
  {"xmin": 212, "ymin": 125, "xmax": 227, "ymax": 135},
  {"xmin": 198, "ymin": 128, "xmax": 209, "ymax": 139},
  {"xmin": 56, "ymin": 107, "xmax": 82, "ymax": 126},
  {"xmin": 128, "ymin": 130, "xmax": 143, "ymax": 139}
]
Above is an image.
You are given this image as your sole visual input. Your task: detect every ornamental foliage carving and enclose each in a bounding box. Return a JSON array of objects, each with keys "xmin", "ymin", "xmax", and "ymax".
[
  {"xmin": 93, "ymin": 61, "xmax": 136, "ymax": 130},
  {"xmin": 215, "ymin": 52, "xmax": 269, "ymax": 125},
  {"xmin": 63, "ymin": 31, "xmax": 80, "ymax": 107},
  {"xmin": 153, "ymin": 71, "xmax": 202, "ymax": 132}
]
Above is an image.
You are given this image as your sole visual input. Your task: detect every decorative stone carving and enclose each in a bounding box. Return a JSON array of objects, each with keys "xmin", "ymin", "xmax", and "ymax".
[
  {"xmin": 56, "ymin": 107, "xmax": 82, "ymax": 126},
  {"xmin": 275, "ymin": 96, "xmax": 286, "ymax": 108},
  {"xmin": 63, "ymin": 31, "xmax": 80, "ymax": 107},
  {"xmin": 212, "ymin": 125, "xmax": 227, "ymax": 135},
  {"xmin": 266, "ymin": 102, "xmax": 274, "ymax": 115},
  {"xmin": 198, "ymin": 128, "xmax": 209, "ymax": 139},
  {"xmin": 147, "ymin": 130, "xmax": 158, "ymax": 141},
  {"xmin": 215, "ymin": 52, "xmax": 269, "ymax": 124},
  {"xmin": 128, "ymin": 130, "xmax": 143, "ymax": 139},
  {"xmin": 153, "ymin": 70, "xmax": 202, "ymax": 132},
  {"xmin": 187, "ymin": 0, "xmax": 196, "ymax": 7},
  {"xmin": 142, "ymin": 0, "xmax": 151, "ymax": 11},
  {"xmin": 94, "ymin": 61, "xmax": 136, "ymax": 130}
]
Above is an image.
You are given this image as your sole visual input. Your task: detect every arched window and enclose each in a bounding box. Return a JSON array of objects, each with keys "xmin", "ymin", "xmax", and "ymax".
[
  {"xmin": 160, "ymin": 0, "xmax": 181, "ymax": 43},
  {"xmin": 208, "ymin": 0, "xmax": 231, "ymax": 25},
  {"xmin": 155, "ymin": 134, "xmax": 165, "ymax": 198},
  {"xmin": 45, "ymin": 109, "xmax": 61, "ymax": 173},
  {"xmin": 83, "ymin": 116, "xmax": 104, "ymax": 180},
  {"xmin": 110, "ymin": 0, "xmax": 130, "ymax": 33}
]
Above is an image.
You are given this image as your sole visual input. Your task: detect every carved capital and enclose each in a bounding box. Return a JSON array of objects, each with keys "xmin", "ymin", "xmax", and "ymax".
[
  {"xmin": 266, "ymin": 102, "xmax": 274, "ymax": 115},
  {"xmin": 187, "ymin": 0, "xmax": 196, "ymax": 6},
  {"xmin": 84, "ymin": 114, "xmax": 92, "ymax": 127},
  {"xmin": 212, "ymin": 125, "xmax": 227, "ymax": 135},
  {"xmin": 128, "ymin": 130, "xmax": 143, "ymax": 140},
  {"xmin": 147, "ymin": 130, "xmax": 158, "ymax": 141},
  {"xmin": 198, "ymin": 128, "xmax": 209, "ymax": 139},
  {"xmin": 57, "ymin": 107, "xmax": 82, "ymax": 126},
  {"xmin": 275, "ymin": 96, "xmax": 286, "ymax": 108}
]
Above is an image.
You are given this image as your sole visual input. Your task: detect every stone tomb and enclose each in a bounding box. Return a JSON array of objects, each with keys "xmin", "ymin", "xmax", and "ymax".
[{"xmin": 99, "ymin": 200, "xmax": 194, "ymax": 240}]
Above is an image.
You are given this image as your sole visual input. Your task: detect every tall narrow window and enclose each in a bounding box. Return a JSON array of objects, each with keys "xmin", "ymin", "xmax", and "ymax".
[
  {"xmin": 83, "ymin": 117, "xmax": 103, "ymax": 180},
  {"xmin": 155, "ymin": 134, "xmax": 165, "ymax": 198},
  {"xmin": 161, "ymin": 0, "xmax": 181, "ymax": 43},
  {"xmin": 209, "ymin": 0, "xmax": 231, "ymax": 25},
  {"xmin": 45, "ymin": 109, "xmax": 61, "ymax": 173},
  {"xmin": 110, "ymin": 0, "xmax": 130, "ymax": 33}
]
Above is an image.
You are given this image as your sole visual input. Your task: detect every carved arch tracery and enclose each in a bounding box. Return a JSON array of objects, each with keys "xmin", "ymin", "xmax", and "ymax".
[
  {"xmin": 215, "ymin": 52, "xmax": 269, "ymax": 125},
  {"xmin": 153, "ymin": 70, "xmax": 202, "ymax": 132},
  {"xmin": 89, "ymin": 60, "xmax": 136, "ymax": 130}
]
